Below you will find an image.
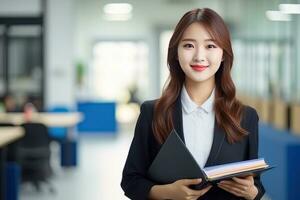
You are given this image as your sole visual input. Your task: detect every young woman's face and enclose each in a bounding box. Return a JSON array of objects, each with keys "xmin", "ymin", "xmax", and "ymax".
[{"xmin": 177, "ymin": 22, "xmax": 223, "ymax": 84}]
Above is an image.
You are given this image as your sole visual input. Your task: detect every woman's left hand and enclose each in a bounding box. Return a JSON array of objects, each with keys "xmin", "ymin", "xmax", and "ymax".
[{"xmin": 217, "ymin": 175, "xmax": 258, "ymax": 200}]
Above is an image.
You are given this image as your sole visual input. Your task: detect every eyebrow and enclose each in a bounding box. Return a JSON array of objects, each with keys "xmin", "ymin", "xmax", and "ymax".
[{"xmin": 181, "ymin": 38, "xmax": 215, "ymax": 42}]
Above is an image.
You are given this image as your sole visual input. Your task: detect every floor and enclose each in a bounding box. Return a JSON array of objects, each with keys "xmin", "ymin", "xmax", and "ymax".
[{"xmin": 20, "ymin": 130, "xmax": 132, "ymax": 200}]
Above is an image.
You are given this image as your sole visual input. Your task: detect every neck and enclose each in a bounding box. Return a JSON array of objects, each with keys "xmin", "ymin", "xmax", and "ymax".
[{"xmin": 184, "ymin": 77, "xmax": 215, "ymax": 106}]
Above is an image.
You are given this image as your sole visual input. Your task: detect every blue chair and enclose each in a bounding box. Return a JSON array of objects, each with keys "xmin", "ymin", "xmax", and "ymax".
[
  {"xmin": 47, "ymin": 106, "xmax": 78, "ymax": 167},
  {"xmin": 47, "ymin": 106, "xmax": 70, "ymax": 141}
]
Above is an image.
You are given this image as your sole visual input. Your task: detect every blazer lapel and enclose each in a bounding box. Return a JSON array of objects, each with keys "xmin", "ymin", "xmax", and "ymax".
[
  {"xmin": 172, "ymin": 96, "xmax": 185, "ymax": 143},
  {"xmin": 172, "ymin": 94, "xmax": 225, "ymax": 167},
  {"xmin": 204, "ymin": 121, "xmax": 225, "ymax": 167}
]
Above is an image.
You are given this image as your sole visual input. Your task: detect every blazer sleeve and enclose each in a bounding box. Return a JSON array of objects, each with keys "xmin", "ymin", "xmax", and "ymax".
[
  {"xmin": 121, "ymin": 102, "xmax": 156, "ymax": 200},
  {"xmin": 247, "ymin": 108, "xmax": 265, "ymax": 200}
]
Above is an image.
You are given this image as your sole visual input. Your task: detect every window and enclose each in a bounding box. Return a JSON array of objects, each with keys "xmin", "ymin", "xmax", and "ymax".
[{"xmin": 91, "ymin": 41, "xmax": 149, "ymax": 103}]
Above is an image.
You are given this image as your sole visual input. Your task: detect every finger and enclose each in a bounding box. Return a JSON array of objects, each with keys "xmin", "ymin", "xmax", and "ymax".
[
  {"xmin": 181, "ymin": 178, "xmax": 202, "ymax": 186},
  {"xmin": 218, "ymin": 184, "xmax": 239, "ymax": 196},
  {"xmin": 219, "ymin": 181, "xmax": 253, "ymax": 197},
  {"xmin": 185, "ymin": 187, "xmax": 203, "ymax": 196},
  {"xmin": 232, "ymin": 176, "xmax": 254, "ymax": 185},
  {"xmin": 218, "ymin": 180, "xmax": 248, "ymax": 192},
  {"xmin": 187, "ymin": 197, "xmax": 200, "ymax": 200},
  {"xmin": 219, "ymin": 180, "xmax": 238, "ymax": 186},
  {"xmin": 218, "ymin": 184, "xmax": 243, "ymax": 197},
  {"xmin": 186, "ymin": 195, "xmax": 201, "ymax": 200},
  {"xmin": 201, "ymin": 185, "xmax": 212, "ymax": 195},
  {"xmin": 191, "ymin": 196, "xmax": 202, "ymax": 200}
]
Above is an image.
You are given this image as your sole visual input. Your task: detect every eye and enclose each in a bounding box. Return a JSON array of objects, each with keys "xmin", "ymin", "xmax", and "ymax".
[
  {"xmin": 207, "ymin": 44, "xmax": 217, "ymax": 49},
  {"xmin": 183, "ymin": 43, "xmax": 194, "ymax": 48}
]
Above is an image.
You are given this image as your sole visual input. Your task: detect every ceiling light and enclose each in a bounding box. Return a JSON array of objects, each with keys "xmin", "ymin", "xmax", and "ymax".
[
  {"xmin": 103, "ymin": 3, "xmax": 132, "ymax": 21},
  {"xmin": 103, "ymin": 13, "xmax": 132, "ymax": 21},
  {"xmin": 104, "ymin": 3, "xmax": 132, "ymax": 15},
  {"xmin": 279, "ymin": 4, "xmax": 300, "ymax": 14},
  {"xmin": 266, "ymin": 10, "xmax": 291, "ymax": 21}
]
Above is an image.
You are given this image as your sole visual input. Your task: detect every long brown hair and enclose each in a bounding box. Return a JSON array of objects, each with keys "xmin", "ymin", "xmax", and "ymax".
[{"xmin": 152, "ymin": 8, "xmax": 248, "ymax": 144}]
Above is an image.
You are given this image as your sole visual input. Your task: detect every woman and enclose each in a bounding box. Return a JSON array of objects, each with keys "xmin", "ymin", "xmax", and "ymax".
[{"xmin": 121, "ymin": 8, "xmax": 265, "ymax": 200}]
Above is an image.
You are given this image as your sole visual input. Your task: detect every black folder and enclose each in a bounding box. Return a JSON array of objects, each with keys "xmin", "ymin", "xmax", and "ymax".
[{"xmin": 147, "ymin": 129, "xmax": 273, "ymax": 190}]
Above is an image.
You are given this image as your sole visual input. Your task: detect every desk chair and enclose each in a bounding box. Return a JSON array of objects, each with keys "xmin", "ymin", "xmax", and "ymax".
[
  {"xmin": 18, "ymin": 123, "xmax": 54, "ymax": 192},
  {"xmin": 48, "ymin": 106, "xmax": 69, "ymax": 141}
]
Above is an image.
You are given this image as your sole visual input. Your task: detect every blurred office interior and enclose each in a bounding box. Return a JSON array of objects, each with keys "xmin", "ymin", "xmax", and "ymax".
[{"xmin": 0, "ymin": 0, "xmax": 300, "ymax": 199}]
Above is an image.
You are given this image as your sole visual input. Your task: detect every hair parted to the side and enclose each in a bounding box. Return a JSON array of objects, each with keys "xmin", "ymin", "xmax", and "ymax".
[{"xmin": 152, "ymin": 8, "xmax": 248, "ymax": 144}]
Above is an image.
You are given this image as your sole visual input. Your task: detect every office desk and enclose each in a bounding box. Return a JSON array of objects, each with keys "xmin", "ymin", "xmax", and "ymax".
[
  {"xmin": 0, "ymin": 112, "xmax": 82, "ymax": 126},
  {"xmin": 0, "ymin": 112, "xmax": 82, "ymax": 138},
  {"xmin": 0, "ymin": 127, "xmax": 24, "ymax": 200},
  {"xmin": 0, "ymin": 127, "xmax": 24, "ymax": 147},
  {"xmin": 0, "ymin": 113, "xmax": 83, "ymax": 167}
]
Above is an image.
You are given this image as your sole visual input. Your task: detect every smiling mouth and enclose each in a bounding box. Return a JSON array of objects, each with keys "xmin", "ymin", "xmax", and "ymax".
[{"xmin": 190, "ymin": 65, "xmax": 208, "ymax": 72}]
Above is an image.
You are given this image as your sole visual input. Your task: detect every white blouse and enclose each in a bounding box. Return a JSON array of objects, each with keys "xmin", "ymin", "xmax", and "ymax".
[{"xmin": 181, "ymin": 86, "xmax": 215, "ymax": 168}]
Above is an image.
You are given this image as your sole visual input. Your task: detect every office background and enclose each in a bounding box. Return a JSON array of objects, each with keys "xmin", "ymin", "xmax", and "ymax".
[{"xmin": 1, "ymin": 0, "xmax": 300, "ymax": 200}]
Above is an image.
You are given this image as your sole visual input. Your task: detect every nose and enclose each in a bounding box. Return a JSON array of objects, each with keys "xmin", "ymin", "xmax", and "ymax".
[{"xmin": 193, "ymin": 46, "xmax": 206, "ymax": 63}]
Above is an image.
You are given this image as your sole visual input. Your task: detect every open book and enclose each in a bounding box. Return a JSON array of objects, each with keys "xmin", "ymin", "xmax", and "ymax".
[
  {"xmin": 147, "ymin": 129, "xmax": 273, "ymax": 190},
  {"xmin": 203, "ymin": 158, "xmax": 270, "ymax": 181}
]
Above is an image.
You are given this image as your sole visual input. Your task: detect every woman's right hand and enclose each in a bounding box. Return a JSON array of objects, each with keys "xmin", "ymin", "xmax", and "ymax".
[
  {"xmin": 167, "ymin": 178, "xmax": 212, "ymax": 200},
  {"xmin": 149, "ymin": 178, "xmax": 212, "ymax": 200}
]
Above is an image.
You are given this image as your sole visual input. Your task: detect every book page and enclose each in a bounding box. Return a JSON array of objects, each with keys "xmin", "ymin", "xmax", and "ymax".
[{"xmin": 203, "ymin": 158, "xmax": 268, "ymax": 179}]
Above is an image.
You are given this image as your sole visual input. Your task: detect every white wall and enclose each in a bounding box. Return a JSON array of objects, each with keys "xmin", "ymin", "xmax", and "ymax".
[
  {"xmin": 296, "ymin": 0, "xmax": 300, "ymax": 101},
  {"xmin": 45, "ymin": 0, "xmax": 76, "ymax": 108}
]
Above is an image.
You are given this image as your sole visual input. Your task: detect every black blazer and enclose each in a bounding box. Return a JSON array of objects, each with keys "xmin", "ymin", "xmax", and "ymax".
[{"xmin": 121, "ymin": 97, "xmax": 265, "ymax": 200}]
